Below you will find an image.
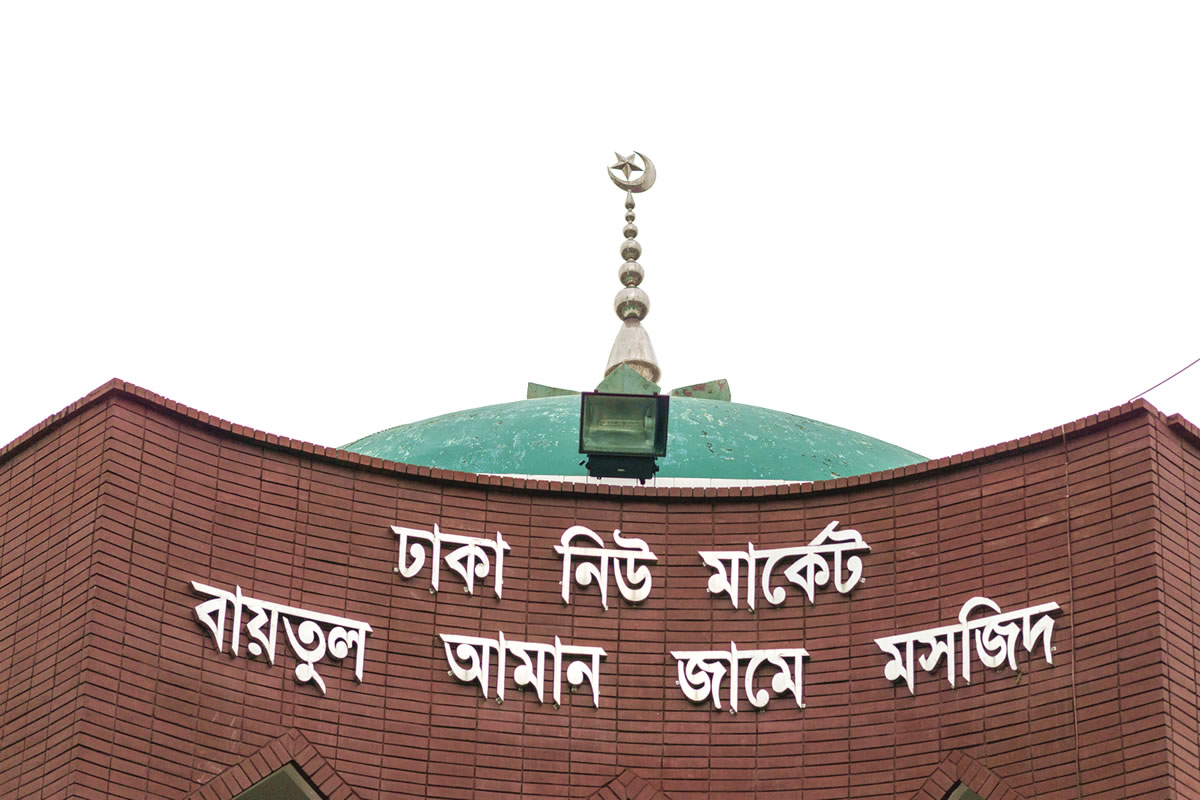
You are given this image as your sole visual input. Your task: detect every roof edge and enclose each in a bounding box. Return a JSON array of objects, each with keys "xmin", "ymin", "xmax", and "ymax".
[
  {"xmin": 1166, "ymin": 412, "xmax": 1200, "ymax": 449},
  {"xmin": 1, "ymin": 377, "xmax": 128, "ymax": 462},
  {"xmin": 0, "ymin": 379, "xmax": 1182, "ymax": 500}
]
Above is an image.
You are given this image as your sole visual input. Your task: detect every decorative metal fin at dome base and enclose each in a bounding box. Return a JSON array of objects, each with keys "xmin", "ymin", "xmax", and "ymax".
[
  {"xmin": 527, "ymin": 382, "xmax": 580, "ymax": 400},
  {"xmin": 669, "ymin": 379, "xmax": 731, "ymax": 402}
]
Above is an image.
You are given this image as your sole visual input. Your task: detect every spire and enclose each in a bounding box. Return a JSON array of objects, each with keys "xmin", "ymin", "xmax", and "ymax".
[{"xmin": 604, "ymin": 151, "xmax": 660, "ymax": 385}]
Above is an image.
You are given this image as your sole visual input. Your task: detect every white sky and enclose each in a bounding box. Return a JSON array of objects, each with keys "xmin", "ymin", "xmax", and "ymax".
[{"xmin": 2, "ymin": 2, "xmax": 1198, "ymax": 463}]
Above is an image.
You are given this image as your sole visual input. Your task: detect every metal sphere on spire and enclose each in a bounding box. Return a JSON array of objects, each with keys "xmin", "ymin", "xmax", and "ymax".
[{"xmin": 618, "ymin": 261, "xmax": 643, "ymax": 287}]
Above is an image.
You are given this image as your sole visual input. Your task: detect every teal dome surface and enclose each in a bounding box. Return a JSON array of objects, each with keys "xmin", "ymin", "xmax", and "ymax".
[{"xmin": 343, "ymin": 395, "xmax": 925, "ymax": 482}]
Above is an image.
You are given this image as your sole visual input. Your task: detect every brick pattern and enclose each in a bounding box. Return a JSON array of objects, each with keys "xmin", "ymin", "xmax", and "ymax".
[
  {"xmin": 0, "ymin": 383, "xmax": 1191, "ymax": 799},
  {"xmin": 0, "ymin": 400, "xmax": 107, "ymax": 799},
  {"xmin": 911, "ymin": 751, "xmax": 1026, "ymax": 800},
  {"xmin": 181, "ymin": 729, "xmax": 360, "ymax": 800},
  {"xmin": 1159, "ymin": 416, "xmax": 1200, "ymax": 798},
  {"xmin": 587, "ymin": 768, "xmax": 672, "ymax": 800}
]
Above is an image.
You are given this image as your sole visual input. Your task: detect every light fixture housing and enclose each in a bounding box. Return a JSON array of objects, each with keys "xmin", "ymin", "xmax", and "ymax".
[{"xmin": 579, "ymin": 391, "xmax": 669, "ymax": 481}]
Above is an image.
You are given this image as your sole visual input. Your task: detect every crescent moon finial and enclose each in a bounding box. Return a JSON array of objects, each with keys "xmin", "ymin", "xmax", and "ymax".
[
  {"xmin": 603, "ymin": 151, "xmax": 661, "ymax": 385},
  {"xmin": 608, "ymin": 152, "xmax": 656, "ymax": 193}
]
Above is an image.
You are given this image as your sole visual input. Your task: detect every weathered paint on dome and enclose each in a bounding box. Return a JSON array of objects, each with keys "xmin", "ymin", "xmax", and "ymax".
[{"xmin": 343, "ymin": 395, "xmax": 925, "ymax": 481}]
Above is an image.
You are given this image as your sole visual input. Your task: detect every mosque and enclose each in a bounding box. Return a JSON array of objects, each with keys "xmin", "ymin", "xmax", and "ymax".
[{"xmin": 1, "ymin": 154, "xmax": 1197, "ymax": 800}]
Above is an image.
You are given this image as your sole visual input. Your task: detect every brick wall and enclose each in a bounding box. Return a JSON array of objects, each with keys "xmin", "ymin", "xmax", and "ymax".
[
  {"xmin": 0, "ymin": 385, "xmax": 1190, "ymax": 799},
  {"xmin": 1157, "ymin": 416, "xmax": 1200, "ymax": 798},
  {"xmin": 1, "ymin": 400, "xmax": 107, "ymax": 798}
]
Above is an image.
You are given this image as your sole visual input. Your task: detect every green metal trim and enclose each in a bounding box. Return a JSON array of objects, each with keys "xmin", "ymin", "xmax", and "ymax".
[{"xmin": 595, "ymin": 364, "xmax": 661, "ymax": 395}]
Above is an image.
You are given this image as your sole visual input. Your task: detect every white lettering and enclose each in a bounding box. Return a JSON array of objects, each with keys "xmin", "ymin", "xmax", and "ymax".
[
  {"xmin": 874, "ymin": 596, "xmax": 1060, "ymax": 694},
  {"xmin": 555, "ymin": 526, "xmax": 657, "ymax": 609},
  {"xmin": 192, "ymin": 580, "xmax": 372, "ymax": 696},
  {"xmin": 699, "ymin": 521, "xmax": 869, "ymax": 610}
]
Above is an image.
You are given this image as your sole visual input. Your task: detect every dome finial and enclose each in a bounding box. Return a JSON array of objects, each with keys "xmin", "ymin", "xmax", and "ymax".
[{"xmin": 604, "ymin": 152, "xmax": 660, "ymax": 385}]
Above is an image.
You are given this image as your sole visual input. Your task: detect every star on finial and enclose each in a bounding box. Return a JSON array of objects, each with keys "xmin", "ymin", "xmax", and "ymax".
[{"xmin": 610, "ymin": 152, "xmax": 642, "ymax": 179}]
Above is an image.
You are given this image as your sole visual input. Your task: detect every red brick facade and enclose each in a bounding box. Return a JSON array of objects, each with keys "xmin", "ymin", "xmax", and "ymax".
[{"xmin": 3, "ymin": 380, "xmax": 1198, "ymax": 799}]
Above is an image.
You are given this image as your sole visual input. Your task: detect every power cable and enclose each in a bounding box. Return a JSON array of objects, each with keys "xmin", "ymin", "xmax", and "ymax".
[{"xmin": 1127, "ymin": 355, "xmax": 1200, "ymax": 403}]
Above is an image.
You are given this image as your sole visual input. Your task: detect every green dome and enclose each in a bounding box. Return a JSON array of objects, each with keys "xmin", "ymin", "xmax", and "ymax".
[{"xmin": 343, "ymin": 395, "xmax": 924, "ymax": 482}]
